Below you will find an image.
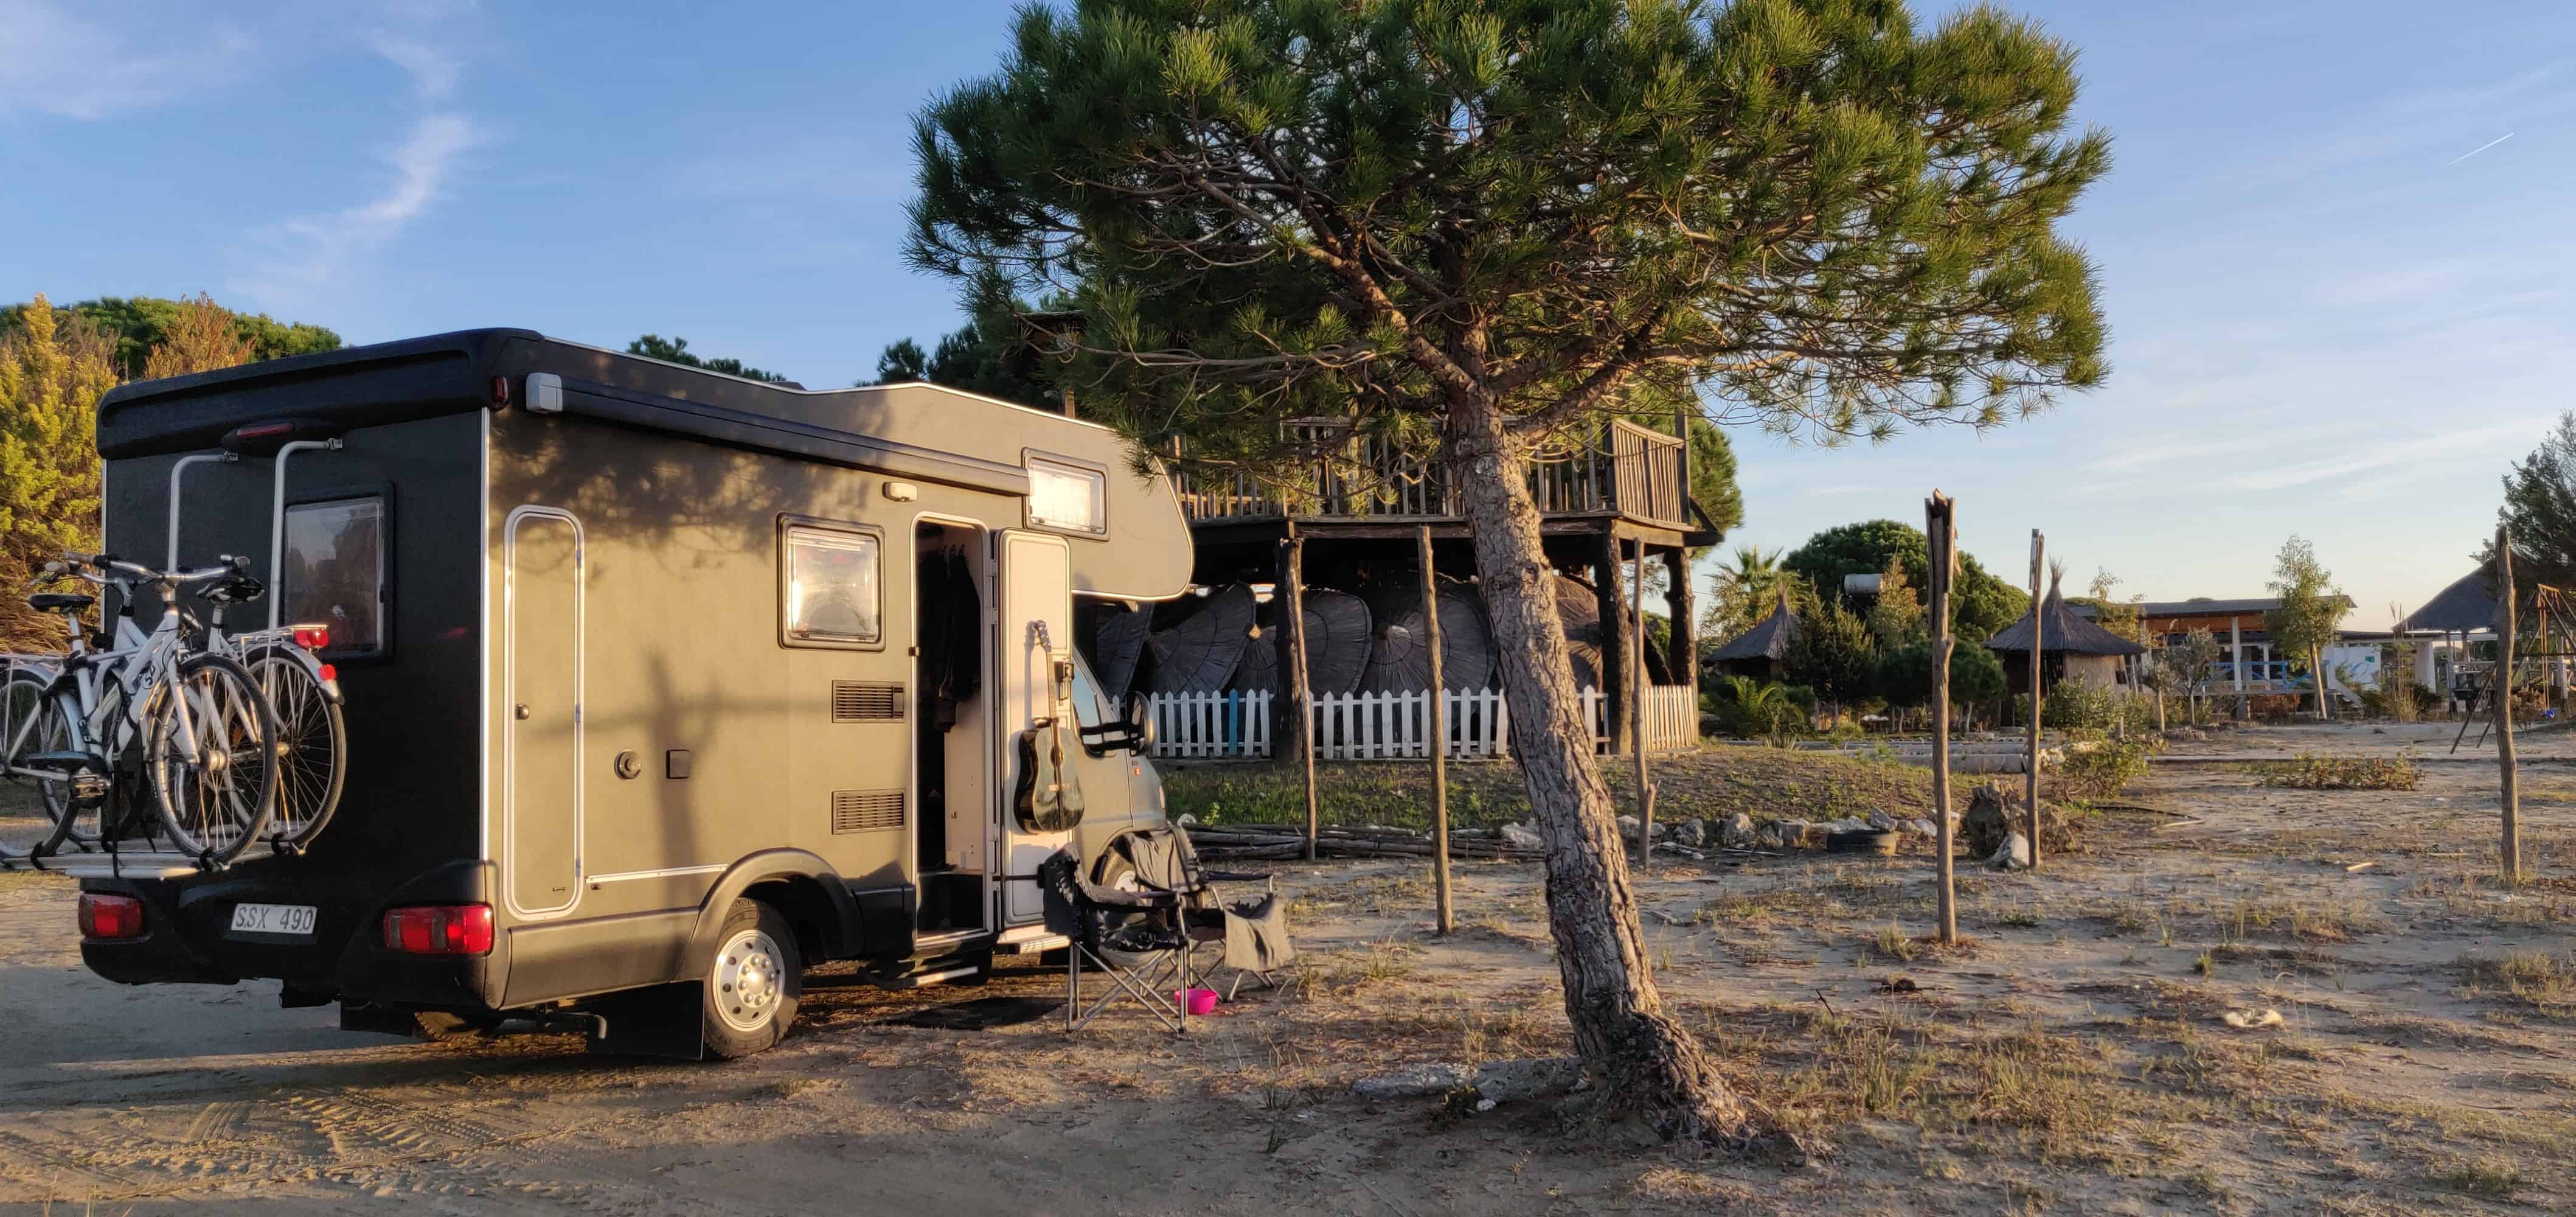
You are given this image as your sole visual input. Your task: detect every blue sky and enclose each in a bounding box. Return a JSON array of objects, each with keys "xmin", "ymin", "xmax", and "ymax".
[{"xmin": 5, "ymin": 1, "xmax": 2569, "ymax": 627}]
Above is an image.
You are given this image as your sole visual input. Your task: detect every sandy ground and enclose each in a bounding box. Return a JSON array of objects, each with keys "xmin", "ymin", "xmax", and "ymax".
[{"xmin": 1, "ymin": 722, "xmax": 2570, "ymax": 1215}]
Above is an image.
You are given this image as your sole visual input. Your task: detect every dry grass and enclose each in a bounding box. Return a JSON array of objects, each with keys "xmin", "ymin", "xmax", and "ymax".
[
  {"xmin": 2458, "ymin": 949, "xmax": 2575, "ymax": 1012},
  {"xmin": 2255, "ymin": 753, "xmax": 2424, "ymax": 790}
]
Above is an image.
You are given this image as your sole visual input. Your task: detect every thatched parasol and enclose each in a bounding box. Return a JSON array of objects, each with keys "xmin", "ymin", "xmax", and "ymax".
[
  {"xmin": 1091, "ymin": 605, "xmax": 1153, "ymax": 699},
  {"xmin": 1985, "ymin": 572, "xmax": 2147, "ymax": 657},
  {"xmin": 1145, "ymin": 583, "xmax": 1259, "ymax": 692},
  {"xmin": 1358, "ymin": 578, "xmax": 1497, "ymax": 692},
  {"xmin": 1230, "ymin": 588, "xmax": 1373, "ymax": 696}
]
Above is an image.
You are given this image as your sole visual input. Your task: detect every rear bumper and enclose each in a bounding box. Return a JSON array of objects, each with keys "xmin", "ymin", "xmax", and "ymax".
[{"xmin": 78, "ymin": 859, "xmax": 504, "ymax": 1011}]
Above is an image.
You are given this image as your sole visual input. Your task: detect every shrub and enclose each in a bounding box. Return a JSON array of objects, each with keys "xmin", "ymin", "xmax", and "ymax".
[
  {"xmin": 2055, "ymin": 732, "xmax": 2150, "ymax": 800},
  {"xmin": 2256, "ymin": 753, "xmax": 2422, "ymax": 790},
  {"xmin": 1706, "ymin": 675, "xmax": 1803, "ymax": 739}
]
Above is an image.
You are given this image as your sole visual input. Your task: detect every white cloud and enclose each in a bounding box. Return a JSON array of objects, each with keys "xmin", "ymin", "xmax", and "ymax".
[
  {"xmin": 0, "ymin": 0, "xmax": 255, "ymax": 119},
  {"xmin": 237, "ymin": 113, "xmax": 483, "ymax": 304}
]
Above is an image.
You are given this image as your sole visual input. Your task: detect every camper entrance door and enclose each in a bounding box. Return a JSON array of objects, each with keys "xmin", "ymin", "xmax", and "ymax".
[{"xmin": 995, "ymin": 530, "xmax": 1074, "ymax": 925}]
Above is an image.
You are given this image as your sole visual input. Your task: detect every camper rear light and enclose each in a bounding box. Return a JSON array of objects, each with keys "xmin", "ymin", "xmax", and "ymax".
[
  {"xmin": 382, "ymin": 904, "xmax": 493, "ymax": 955},
  {"xmin": 78, "ymin": 892, "xmax": 146, "ymax": 941},
  {"xmin": 292, "ymin": 625, "xmax": 330, "ymax": 650}
]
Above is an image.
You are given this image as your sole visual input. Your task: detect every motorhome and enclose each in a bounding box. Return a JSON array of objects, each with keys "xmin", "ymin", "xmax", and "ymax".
[{"xmin": 68, "ymin": 329, "xmax": 1188, "ymax": 1057}]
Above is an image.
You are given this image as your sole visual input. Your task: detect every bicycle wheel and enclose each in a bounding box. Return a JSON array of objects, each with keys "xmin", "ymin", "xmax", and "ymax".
[
  {"xmin": 0, "ymin": 670, "xmax": 78, "ymax": 861},
  {"xmin": 246, "ymin": 649, "xmax": 345, "ymax": 848},
  {"xmin": 148, "ymin": 653, "xmax": 280, "ymax": 865}
]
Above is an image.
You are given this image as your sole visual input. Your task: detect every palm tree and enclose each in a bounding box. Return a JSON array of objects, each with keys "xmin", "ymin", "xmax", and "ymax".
[{"xmin": 1702, "ymin": 545, "xmax": 1791, "ymax": 641}]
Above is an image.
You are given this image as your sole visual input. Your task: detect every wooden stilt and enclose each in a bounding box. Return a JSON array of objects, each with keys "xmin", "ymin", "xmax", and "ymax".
[
  {"xmin": 1418, "ymin": 526, "xmax": 1454, "ymax": 933},
  {"xmin": 2497, "ymin": 525, "xmax": 2522, "ymax": 885},
  {"xmin": 1928, "ymin": 493, "xmax": 1959, "ymax": 943},
  {"xmin": 1595, "ymin": 529, "xmax": 1630, "ymax": 755}
]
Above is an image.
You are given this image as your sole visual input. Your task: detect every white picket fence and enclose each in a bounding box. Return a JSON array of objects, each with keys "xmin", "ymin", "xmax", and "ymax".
[{"xmin": 1126, "ymin": 685, "xmax": 1698, "ymax": 760}]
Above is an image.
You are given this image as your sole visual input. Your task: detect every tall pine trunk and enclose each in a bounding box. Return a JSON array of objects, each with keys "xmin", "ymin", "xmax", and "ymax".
[{"xmin": 1442, "ymin": 394, "xmax": 1754, "ymax": 1142}]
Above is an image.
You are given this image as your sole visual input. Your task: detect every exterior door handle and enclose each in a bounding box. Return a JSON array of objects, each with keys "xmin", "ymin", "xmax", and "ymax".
[{"xmin": 515, "ymin": 703, "xmax": 531, "ymax": 720}]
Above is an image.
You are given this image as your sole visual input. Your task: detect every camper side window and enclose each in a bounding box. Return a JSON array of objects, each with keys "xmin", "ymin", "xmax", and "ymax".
[
  {"xmin": 282, "ymin": 496, "xmax": 386, "ymax": 655},
  {"xmin": 782, "ymin": 525, "xmax": 882, "ymax": 647}
]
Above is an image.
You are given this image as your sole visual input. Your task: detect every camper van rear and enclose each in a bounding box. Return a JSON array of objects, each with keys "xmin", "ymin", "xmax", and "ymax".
[{"xmin": 71, "ymin": 329, "xmax": 1190, "ymax": 1057}]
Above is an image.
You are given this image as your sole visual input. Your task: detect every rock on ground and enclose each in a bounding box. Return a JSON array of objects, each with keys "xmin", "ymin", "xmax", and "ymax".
[
  {"xmin": 1675, "ymin": 817, "xmax": 1707, "ymax": 847},
  {"xmin": 1500, "ymin": 821, "xmax": 1543, "ymax": 851},
  {"xmin": 1353, "ymin": 1064, "xmax": 1470, "ymax": 1099},
  {"xmin": 1719, "ymin": 812, "xmax": 1755, "ymax": 848},
  {"xmin": 1988, "ymin": 832, "xmax": 2032, "ymax": 871}
]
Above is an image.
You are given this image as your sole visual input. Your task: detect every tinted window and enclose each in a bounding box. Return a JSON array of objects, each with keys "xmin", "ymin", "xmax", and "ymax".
[{"xmin": 283, "ymin": 497, "xmax": 385, "ymax": 654}]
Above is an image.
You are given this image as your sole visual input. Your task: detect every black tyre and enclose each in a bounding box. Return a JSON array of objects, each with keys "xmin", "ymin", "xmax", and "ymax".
[
  {"xmin": 149, "ymin": 653, "xmax": 281, "ymax": 864},
  {"xmin": 245, "ymin": 649, "xmax": 346, "ymax": 847},
  {"xmin": 701, "ymin": 899, "xmax": 802, "ymax": 1058},
  {"xmin": 0, "ymin": 671, "xmax": 78, "ymax": 861}
]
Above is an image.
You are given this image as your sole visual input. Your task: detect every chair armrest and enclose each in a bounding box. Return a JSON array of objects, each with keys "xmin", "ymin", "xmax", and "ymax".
[{"xmin": 1200, "ymin": 868, "xmax": 1272, "ymax": 883}]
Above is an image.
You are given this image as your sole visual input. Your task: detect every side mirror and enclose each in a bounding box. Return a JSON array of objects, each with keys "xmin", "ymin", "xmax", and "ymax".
[{"xmin": 1125, "ymin": 696, "xmax": 1156, "ymax": 753}]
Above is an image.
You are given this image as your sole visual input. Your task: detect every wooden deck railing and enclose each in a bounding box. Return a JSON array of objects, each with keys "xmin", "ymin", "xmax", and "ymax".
[{"xmin": 1172, "ymin": 417, "xmax": 1690, "ymax": 528}]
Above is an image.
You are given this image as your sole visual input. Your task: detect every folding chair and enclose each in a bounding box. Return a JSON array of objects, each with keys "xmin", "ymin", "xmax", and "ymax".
[
  {"xmin": 1100, "ymin": 828, "xmax": 1296, "ymax": 1001},
  {"xmin": 1036, "ymin": 849, "xmax": 1193, "ymax": 1033}
]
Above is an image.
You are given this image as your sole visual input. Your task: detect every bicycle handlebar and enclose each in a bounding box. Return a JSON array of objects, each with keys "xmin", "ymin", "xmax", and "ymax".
[{"xmin": 58, "ymin": 552, "xmax": 238, "ymax": 587}]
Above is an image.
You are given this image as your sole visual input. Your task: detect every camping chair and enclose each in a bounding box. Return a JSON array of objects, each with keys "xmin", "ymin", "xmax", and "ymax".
[
  {"xmin": 1036, "ymin": 849, "xmax": 1194, "ymax": 1033},
  {"xmin": 1099, "ymin": 828, "xmax": 1296, "ymax": 1001}
]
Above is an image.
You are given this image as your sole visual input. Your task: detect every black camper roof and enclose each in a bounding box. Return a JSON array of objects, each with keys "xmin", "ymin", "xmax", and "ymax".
[{"xmin": 95, "ymin": 329, "xmax": 1038, "ymax": 497}]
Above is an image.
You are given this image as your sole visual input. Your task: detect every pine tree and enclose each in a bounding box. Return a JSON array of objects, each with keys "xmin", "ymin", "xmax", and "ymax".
[
  {"xmin": 0, "ymin": 294, "xmax": 111, "ymax": 646},
  {"xmin": 905, "ymin": 0, "xmax": 2108, "ymax": 1139},
  {"xmin": 141, "ymin": 293, "xmax": 256, "ymax": 379}
]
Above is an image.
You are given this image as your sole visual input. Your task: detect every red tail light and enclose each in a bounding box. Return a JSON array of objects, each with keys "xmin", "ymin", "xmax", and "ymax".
[
  {"xmin": 79, "ymin": 892, "xmax": 146, "ymax": 940},
  {"xmin": 316, "ymin": 663, "xmax": 337, "ymax": 683},
  {"xmin": 382, "ymin": 904, "xmax": 493, "ymax": 955},
  {"xmin": 293, "ymin": 625, "xmax": 330, "ymax": 650}
]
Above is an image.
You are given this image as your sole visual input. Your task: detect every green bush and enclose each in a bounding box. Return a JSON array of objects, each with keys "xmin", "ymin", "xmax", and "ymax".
[
  {"xmin": 2056, "ymin": 732, "xmax": 2151, "ymax": 800},
  {"xmin": 2257, "ymin": 753, "xmax": 2423, "ymax": 790}
]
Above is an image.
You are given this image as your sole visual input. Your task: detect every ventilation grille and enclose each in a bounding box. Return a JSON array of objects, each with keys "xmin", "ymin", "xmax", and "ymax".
[
  {"xmin": 831, "ymin": 681, "xmax": 905, "ymax": 722},
  {"xmin": 830, "ymin": 789, "xmax": 906, "ymax": 834}
]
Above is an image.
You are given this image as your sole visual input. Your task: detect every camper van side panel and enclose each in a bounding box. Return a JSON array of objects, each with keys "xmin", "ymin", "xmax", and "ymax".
[
  {"xmin": 485, "ymin": 408, "xmax": 948, "ymax": 1002},
  {"xmin": 88, "ymin": 413, "xmax": 489, "ymax": 1000}
]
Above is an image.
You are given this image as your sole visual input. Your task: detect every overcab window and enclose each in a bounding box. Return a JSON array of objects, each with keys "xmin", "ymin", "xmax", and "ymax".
[
  {"xmin": 781, "ymin": 523, "xmax": 882, "ymax": 647},
  {"xmin": 283, "ymin": 496, "xmax": 386, "ymax": 655},
  {"xmin": 1025, "ymin": 454, "xmax": 1106, "ymax": 536}
]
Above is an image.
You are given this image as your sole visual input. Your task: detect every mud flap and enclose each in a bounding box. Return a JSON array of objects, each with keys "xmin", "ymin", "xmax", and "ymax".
[{"xmin": 583, "ymin": 982, "xmax": 706, "ymax": 1060}]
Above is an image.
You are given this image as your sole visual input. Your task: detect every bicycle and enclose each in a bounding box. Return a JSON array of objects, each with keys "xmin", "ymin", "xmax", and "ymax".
[
  {"xmin": 1, "ymin": 553, "xmax": 282, "ymax": 867},
  {"xmin": 187, "ymin": 554, "xmax": 346, "ymax": 851}
]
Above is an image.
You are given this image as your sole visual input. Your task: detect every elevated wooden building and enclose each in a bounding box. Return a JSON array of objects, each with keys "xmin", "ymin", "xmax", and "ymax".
[{"xmin": 1170, "ymin": 417, "xmax": 1724, "ymax": 753}]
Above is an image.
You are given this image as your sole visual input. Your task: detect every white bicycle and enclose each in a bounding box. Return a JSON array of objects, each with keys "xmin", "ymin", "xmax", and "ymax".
[{"xmin": 0, "ymin": 553, "xmax": 280, "ymax": 867}]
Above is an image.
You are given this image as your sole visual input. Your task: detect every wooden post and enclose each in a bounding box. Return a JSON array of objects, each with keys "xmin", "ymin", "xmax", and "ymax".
[
  {"xmin": 2026, "ymin": 531, "xmax": 2045, "ymax": 871},
  {"xmin": 1595, "ymin": 529, "xmax": 1630, "ymax": 755},
  {"xmin": 2496, "ymin": 524, "xmax": 2522, "ymax": 885},
  {"xmin": 1928, "ymin": 493, "xmax": 1959, "ymax": 943},
  {"xmin": 1272, "ymin": 539, "xmax": 1305, "ymax": 759},
  {"xmin": 1285, "ymin": 536, "xmax": 1319, "ymax": 862},
  {"xmin": 1630, "ymin": 540, "xmax": 1656, "ymax": 863},
  {"xmin": 1418, "ymin": 526, "xmax": 1454, "ymax": 933}
]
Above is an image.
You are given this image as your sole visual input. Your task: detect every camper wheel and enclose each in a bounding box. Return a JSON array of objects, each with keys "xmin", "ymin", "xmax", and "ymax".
[{"xmin": 702, "ymin": 898, "xmax": 803, "ymax": 1058}]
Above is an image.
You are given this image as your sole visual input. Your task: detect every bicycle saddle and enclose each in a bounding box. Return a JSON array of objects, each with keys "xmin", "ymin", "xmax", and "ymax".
[
  {"xmin": 200, "ymin": 576, "xmax": 265, "ymax": 605},
  {"xmin": 29, "ymin": 592, "xmax": 93, "ymax": 613}
]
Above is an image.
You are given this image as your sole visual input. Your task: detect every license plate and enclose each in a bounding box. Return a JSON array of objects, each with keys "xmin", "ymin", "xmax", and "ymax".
[{"xmin": 230, "ymin": 902, "xmax": 317, "ymax": 936}]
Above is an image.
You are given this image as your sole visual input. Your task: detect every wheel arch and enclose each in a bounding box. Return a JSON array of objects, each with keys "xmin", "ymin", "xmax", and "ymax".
[{"xmin": 686, "ymin": 850, "xmax": 859, "ymax": 966}]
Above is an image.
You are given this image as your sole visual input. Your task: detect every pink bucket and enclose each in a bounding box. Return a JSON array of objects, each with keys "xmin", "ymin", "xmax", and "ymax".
[{"xmin": 1176, "ymin": 988, "xmax": 1220, "ymax": 1016}]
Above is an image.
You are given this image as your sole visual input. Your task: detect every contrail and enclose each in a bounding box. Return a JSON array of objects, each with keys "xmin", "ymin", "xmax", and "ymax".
[{"xmin": 2446, "ymin": 133, "xmax": 2514, "ymax": 166}]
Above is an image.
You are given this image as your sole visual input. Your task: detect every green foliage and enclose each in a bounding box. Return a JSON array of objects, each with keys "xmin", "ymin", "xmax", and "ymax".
[
  {"xmin": 1783, "ymin": 519, "xmax": 2030, "ymax": 641},
  {"xmin": 1703, "ymin": 544, "xmax": 1806, "ymax": 643},
  {"xmin": 2263, "ymin": 535, "xmax": 2345, "ymax": 675},
  {"xmin": 1784, "ymin": 600, "xmax": 1878, "ymax": 713},
  {"xmin": 2499, "ymin": 410, "xmax": 2576, "ymax": 593},
  {"xmin": 0, "ymin": 295, "xmax": 110, "ymax": 646},
  {"xmin": 2018, "ymin": 674, "xmax": 2148, "ymax": 733},
  {"xmin": 905, "ymin": 0, "xmax": 2111, "ymax": 479},
  {"xmin": 0, "ymin": 295, "xmax": 338, "ymax": 380},
  {"xmin": 1874, "ymin": 638, "xmax": 2005, "ymax": 713},
  {"xmin": 625, "ymin": 334, "xmax": 792, "ymax": 384},
  {"xmin": 1865, "ymin": 557, "xmax": 1923, "ymax": 649},
  {"xmin": 870, "ymin": 307, "xmax": 1059, "ymax": 409},
  {"xmin": 2257, "ymin": 753, "xmax": 2423, "ymax": 791},
  {"xmin": 1705, "ymin": 674, "xmax": 1802, "ymax": 739},
  {"xmin": 2056, "ymin": 734, "xmax": 2150, "ymax": 800}
]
